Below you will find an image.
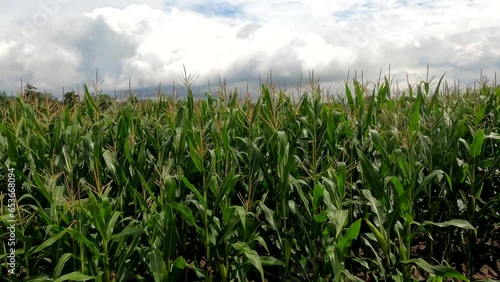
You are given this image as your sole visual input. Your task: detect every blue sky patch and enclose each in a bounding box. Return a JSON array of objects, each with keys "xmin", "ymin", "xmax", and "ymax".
[{"xmin": 191, "ymin": 4, "xmax": 242, "ymax": 18}]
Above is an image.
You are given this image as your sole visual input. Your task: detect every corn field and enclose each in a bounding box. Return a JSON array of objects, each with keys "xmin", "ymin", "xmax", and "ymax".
[{"xmin": 0, "ymin": 74, "xmax": 499, "ymax": 282}]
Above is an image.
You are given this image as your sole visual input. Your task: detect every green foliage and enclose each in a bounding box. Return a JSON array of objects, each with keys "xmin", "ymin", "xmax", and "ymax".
[
  {"xmin": 0, "ymin": 91, "xmax": 10, "ymax": 107},
  {"xmin": 63, "ymin": 91, "xmax": 79, "ymax": 107},
  {"xmin": 0, "ymin": 73, "xmax": 499, "ymax": 282},
  {"xmin": 23, "ymin": 83, "xmax": 57, "ymax": 102}
]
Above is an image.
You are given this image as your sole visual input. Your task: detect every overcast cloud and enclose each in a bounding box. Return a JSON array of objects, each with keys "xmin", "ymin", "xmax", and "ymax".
[{"xmin": 0, "ymin": 0, "xmax": 498, "ymax": 97}]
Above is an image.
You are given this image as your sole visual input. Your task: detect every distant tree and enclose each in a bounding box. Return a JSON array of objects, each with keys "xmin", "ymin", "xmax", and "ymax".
[
  {"xmin": 127, "ymin": 94, "xmax": 138, "ymax": 106},
  {"xmin": 23, "ymin": 83, "xmax": 57, "ymax": 103},
  {"xmin": 0, "ymin": 90, "xmax": 9, "ymax": 106},
  {"xmin": 96, "ymin": 93, "xmax": 113, "ymax": 110},
  {"xmin": 24, "ymin": 83, "xmax": 42, "ymax": 100},
  {"xmin": 43, "ymin": 92, "xmax": 57, "ymax": 102},
  {"xmin": 63, "ymin": 91, "xmax": 79, "ymax": 107}
]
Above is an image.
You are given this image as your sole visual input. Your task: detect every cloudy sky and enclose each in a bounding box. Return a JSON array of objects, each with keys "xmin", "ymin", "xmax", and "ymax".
[{"xmin": 0, "ymin": 0, "xmax": 498, "ymax": 97}]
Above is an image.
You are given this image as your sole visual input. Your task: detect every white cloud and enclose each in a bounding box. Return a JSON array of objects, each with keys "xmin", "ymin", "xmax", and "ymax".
[{"xmin": 0, "ymin": 0, "xmax": 499, "ymax": 96}]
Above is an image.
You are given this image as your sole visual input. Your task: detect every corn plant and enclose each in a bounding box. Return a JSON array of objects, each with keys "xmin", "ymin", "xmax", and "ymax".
[{"xmin": 1, "ymin": 72, "xmax": 499, "ymax": 282}]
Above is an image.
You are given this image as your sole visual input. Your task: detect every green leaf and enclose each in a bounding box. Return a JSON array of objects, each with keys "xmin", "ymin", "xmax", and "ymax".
[
  {"xmin": 259, "ymin": 202, "xmax": 278, "ymax": 232},
  {"xmin": 87, "ymin": 193, "xmax": 108, "ymax": 240},
  {"xmin": 231, "ymin": 242, "xmax": 265, "ymax": 282},
  {"xmin": 345, "ymin": 82, "xmax": 355, "ymax": 112},
  {"xmin": 147, "ymin": 250, "xmax": 166, "ymax": 282},
  {"xmin": 312, "ymin": 183, "xmax": 324, "ymax": 210},
  {"xmin": 366, "ymin": 90, "xmax": 377, "ymax": 132},
  {"xmin": 182, "ymin": 176, "xmax": 207, "ymax": 209},
  {"xmin": 313, "ymin": 212, "xmax": 327, "ymax": 223},
  {"xmin": 54, "ymin": 272, "xmax": 95, "ymax": 282},
  {"xmin": 364, "ymin": 218, "xmax": 388, "ymax": 256},
  {"xmin": 232, "ymin": 205, "xmax": 247, "ymax": 234},
  {"xmin": 357, "ymin": 149, "xmax": 387, "ymax": 208},
  {"xmin": 171, "ymin": 202, "xmax": 198, "ymax": 228},
  {"xmin": 337, "ymin": 219, "xmax": 362, "ymax": 255},
  {"xmin": 362, "ymin": 189, "xmax": 386, "ymax": 228},
  {"xmin": 354, "ymin": 80, "xmax": 365, "ymax": 110},
  {"xmin": 173, "ymin": 257, "xmax": 187, "ymax": 269},
  {"xmin": 186, "ymin": 262, "xmax": 206, "ymax": 278},
  {"xmin": 471, "ymin": 129, "xmax": 485, "ymax": 158},
  {"xmin": 215, "ymin": 168, "xmax": 239, "ymax": 206},
  {"xmin": 336, "ymin": 162, "xmax": 347, "ymax": 201},
  {"xmin": 83, "ymin": 84, "xmax": 97, "ymax": 121},
  {"xmin": 327, "ymin": 209, "xmax": 349, "ymax": 238},
  {"xmin": 342, "ymin": 270, "xmax": 367, "ymax": 282},
  {"xmin": 102, "ymin": 149, "xmax": 117, "ymax": 176},
  {"xmin": 0, "ymin": 123, "xmax": 18, "ymax": 164},
  {"xmin": 53, "ymin": 253, "xmax": 80, "ymax": 279},
  {"xmin": 421, "ymin": 219, "xmax": 475, "ymax": 230},
  {"xmin": 415, "ymin": 170, "xmax": 451, "ymax": 197},
  {"xmin": 410, "ymin": 90, "xmax": 423, "ymax": 132},
  {"xmin": 260, "ymin": 256, "xmax": 285, "ymax": 266},
  {"xmin": 105, "ymin": 211, "xmax": 122, "ymax": 240},
  {"xmin": 29, "ymin": 229, "xmax": 67, "ymax": 255},
  {"xmin": 402, "ymin": 258, "xmax": 469, "ymax": 281},
  {"xmin": 65, "ymin": 228, "xmax": 101, "ymax": 258},
  {"xmin": 478, "ymin": 153, "xmax": 500, "ymax": 183},
  {"xmin": 188, "ymin": 134, "xmax": 204, "ymax": 173},
  {"xmin": 111, "ymin": 224, "xmax": 143, "ymax": 242}
]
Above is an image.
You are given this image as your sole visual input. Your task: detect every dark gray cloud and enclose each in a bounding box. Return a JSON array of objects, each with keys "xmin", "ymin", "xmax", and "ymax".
[{"xmin": 67, "ymin": 18, "xmax": 137, "ymax": 77}]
